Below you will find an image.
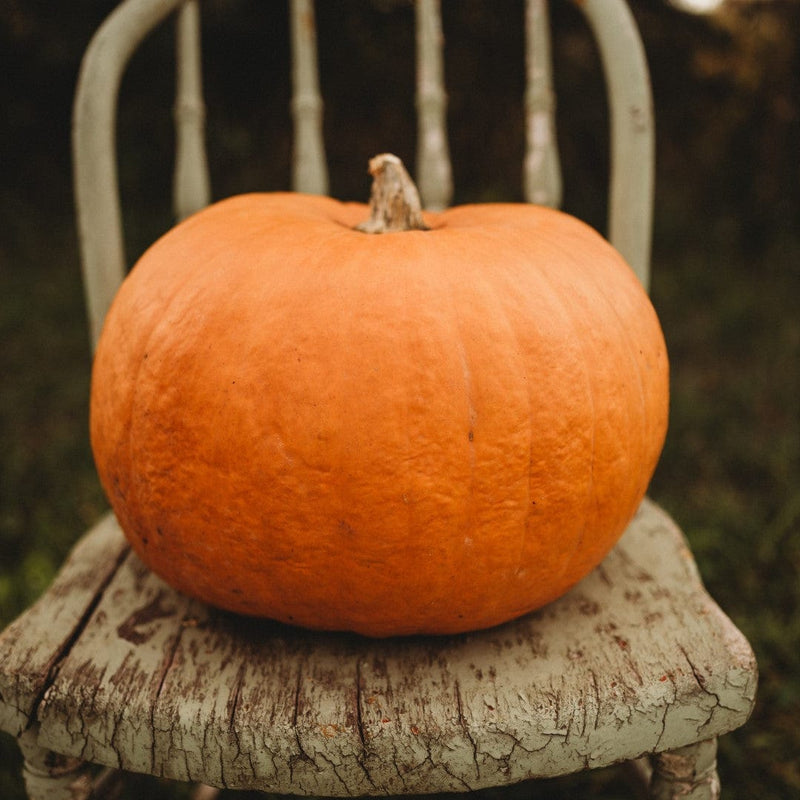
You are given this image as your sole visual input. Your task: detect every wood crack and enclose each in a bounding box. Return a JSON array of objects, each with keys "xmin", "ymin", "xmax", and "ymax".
[
  {"xmin": 29, "ymin": 544, "xmax": 130, "ymax": 732},
  {"xmin": 437, "ymin": 757, "xmax": 474, "ymax": 792},
  {"xmin": 655, "ymin": 671, "xmax": 678, "ymax": 752},
  {"xmin": 679, "ymin": 645, "xmax": 720, "ymax": 735},
  {"xmin": 290, "ymin": 661, "xmax": 312, "ymax": 784},
  {"xmin": 225, "ymin": 661, "xmax": 249, "ymax": 780},
  {"xmin": 315, "ymin": 751, "xmax": 352, "ymax": 796},
  {"xmin": 589, "ymin": 668, "xmax": 601, "ymax": 730},
  {"xmin": 454, "ymin": 679, "xmax": 479, "ymax": 777},
  {"xmin": 350, "ymin": 660, "xmax": 377, "ymax": 792},
  {"xmin": 149, "ymin": 616, "xmax": 186, "ymax": 775},
  {"xmin": 354, "ymin": 659, "xmax": 367, "ymax": 749}
]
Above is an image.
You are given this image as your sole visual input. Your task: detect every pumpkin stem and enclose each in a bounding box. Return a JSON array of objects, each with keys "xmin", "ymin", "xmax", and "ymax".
[{"xmin": 356, "ymin": 154, "xmax": 430, "ymax": 233}]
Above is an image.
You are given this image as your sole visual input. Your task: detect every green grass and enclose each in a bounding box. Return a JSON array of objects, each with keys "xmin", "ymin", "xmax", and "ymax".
[
  {"xmin": 647, "ymin": 216, "xmax": 800, "ymax": 798},
  {"xmin": 0, "ymin": 202, "xmax": 106, "ymax": 622}
]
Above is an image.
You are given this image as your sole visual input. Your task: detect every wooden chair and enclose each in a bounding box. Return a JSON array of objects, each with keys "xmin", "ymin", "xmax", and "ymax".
[{"xmin": 0, "ymin": 2, "xmax": 757, "ymax": 798}]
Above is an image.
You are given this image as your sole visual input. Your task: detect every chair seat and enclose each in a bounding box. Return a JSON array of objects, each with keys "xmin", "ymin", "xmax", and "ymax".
[{"xmin": 0, "ymin": 498, "xmax": 756, "ymax": 795}]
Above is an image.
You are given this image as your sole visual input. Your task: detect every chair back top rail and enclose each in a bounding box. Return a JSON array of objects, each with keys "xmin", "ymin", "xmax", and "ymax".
[{"xmin": 74, "ymin": 0, "xmax": 654, "ymax": 351}]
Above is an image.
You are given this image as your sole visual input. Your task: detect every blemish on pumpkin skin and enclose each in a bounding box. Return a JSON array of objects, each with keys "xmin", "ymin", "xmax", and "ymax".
[{"xmin": 111, "ymin": 475, "xmax": 126, "ymax": 501}]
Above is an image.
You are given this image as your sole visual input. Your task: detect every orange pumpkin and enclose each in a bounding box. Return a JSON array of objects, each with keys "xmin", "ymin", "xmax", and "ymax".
[{"xmin": 90, "ymin": 155, "xmax": 668, "ymax": 637}]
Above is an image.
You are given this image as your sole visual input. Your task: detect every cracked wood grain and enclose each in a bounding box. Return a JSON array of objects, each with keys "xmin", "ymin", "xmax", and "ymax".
[
  {"xmin": 1, "ymin": 500, "xmax": 757, "ymax": 795},
  {"xmin": 0, "ymin": 512, "xmax": 129, "ymax": 737},
  {"xmin": 36, "ymin": 547, "xmax": 199, "ymax": 775}
]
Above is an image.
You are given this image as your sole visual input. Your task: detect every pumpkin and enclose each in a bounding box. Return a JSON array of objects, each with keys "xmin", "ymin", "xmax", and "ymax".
[{"xmin": 90, "ymin": 154, "xmax": 669, "ymax": 637}]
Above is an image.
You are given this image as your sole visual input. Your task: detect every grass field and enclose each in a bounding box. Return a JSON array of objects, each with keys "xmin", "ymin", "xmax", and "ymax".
[{"xmin": 1, "ymin": 1, "xmax": 798, "ymax": 798}]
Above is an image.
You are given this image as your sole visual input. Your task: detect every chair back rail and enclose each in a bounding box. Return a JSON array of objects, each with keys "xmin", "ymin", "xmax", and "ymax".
[
  {"xmin": 74, "ymin": 0, "xmax": 654, "ymax": 352},
  {"xmin": 581, "ymin": 0, "xmax": 655, "ymax": 292},
  {"xmin": 73, "ymin": 0, "xmax": 185, "ymax": 349}
]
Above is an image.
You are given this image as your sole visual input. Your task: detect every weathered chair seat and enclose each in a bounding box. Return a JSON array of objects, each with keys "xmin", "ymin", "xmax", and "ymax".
[{"xmin": 0, "ymin": 499, "xmax": 755, "ymax": 797}]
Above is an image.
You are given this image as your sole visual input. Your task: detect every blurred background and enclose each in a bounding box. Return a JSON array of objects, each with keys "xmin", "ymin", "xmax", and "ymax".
[{"xmin": 1, "ymin": 0, "xmax": 798, "ymax": 798}]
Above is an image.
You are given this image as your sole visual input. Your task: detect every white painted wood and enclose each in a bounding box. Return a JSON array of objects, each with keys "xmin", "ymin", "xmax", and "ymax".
[
  {"xmin": 1, "ymin": 501, "xmax": 756, "ymax": 795},
  {"xmin": 36, "ymin": 549, "xmax": 199, "ymax": 776},
  {"xmin": 524, "ymin": 0, "xmax": 562, "ymax": 208},
  {"xmin": 173, "ymin": 0, "xmax": 211, "ymax": 220},
  {"xmin": 18, "ymin": 727, "xmax": 93, "ymax": 800},
  {"xmin": 190, "ymin": 785, "xmax": 221, "ymax": 800},
  {"xmin": 415, "ymin": 0, "xmax": 453, "ymax": 211},
  {"xmin": 290, "ymin": 0, "xmax": 329, "ymax": 196},
  {"xmin": 576, "ymin": 0, "xmax": 655, "ymax": 290},
  {"xmin": 0, "ymin": 513, "xmax": 127, "ymax": 737},
  {"xmin": 73, "ymin": 0, "xmax": 186, "ymax": 350},
  {"xmin": 651, "ymin": 738, "xmax": 721, "ymax": 800}
]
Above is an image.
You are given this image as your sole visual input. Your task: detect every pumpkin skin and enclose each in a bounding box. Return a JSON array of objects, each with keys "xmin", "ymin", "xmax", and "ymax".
[{"xmin": 90, "ymin": 192, "xmax": 669, "ymax": 637}]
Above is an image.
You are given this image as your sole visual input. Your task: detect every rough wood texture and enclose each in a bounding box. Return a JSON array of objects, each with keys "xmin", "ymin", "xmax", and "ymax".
[
  {"xmin": 651, "ymin": 739, "xmax": 720, "ymax": 800},
  {"xmin": 0, "ymin": 500, "xmax": 756, "ymax": 795},
  {"xmin": 0, "ymin": 513, "xmax": 128, "ymax": 737},
  {"xmin": 18, "ymin": 726, "xmax": 93, "ymax": 800}
]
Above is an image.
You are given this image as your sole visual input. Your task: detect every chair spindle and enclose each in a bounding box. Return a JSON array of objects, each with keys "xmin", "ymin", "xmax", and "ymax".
[
  {"xmin": 173, "ymin": 0, "xmax": 211, "ymax": 221},
  {"xmin": 524, "ymin": 0, "xmax": 562, "ymax": 209},
  {"xmin": 290, "ymin": 0, "xmax": 329, "ymax": 196},
  {"xmin": 415, "ymin": 0, "xmax": 452, "ymax": 211}
]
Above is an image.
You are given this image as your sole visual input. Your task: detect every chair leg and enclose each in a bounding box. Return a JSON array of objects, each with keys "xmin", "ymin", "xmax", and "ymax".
[
  {"xmin": 623, "ymin": 756, "xmax": 653, "ymax": 799},
  {"xmin": 191, "ymin": 785, "xmax": 221, "ymax": 800},
  {"xmin": 17, "ymin": 727, "xmax": 93, "ymax": 800},
  {"xmin": 650, "ymin": 738, "xmax": 720, "ymax": 800}
]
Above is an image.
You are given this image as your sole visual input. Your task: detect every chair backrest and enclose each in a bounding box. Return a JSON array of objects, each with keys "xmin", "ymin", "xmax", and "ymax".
[{"xmin": 73, "ymin": 0, "xmax": 654, "ymax": 351}]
